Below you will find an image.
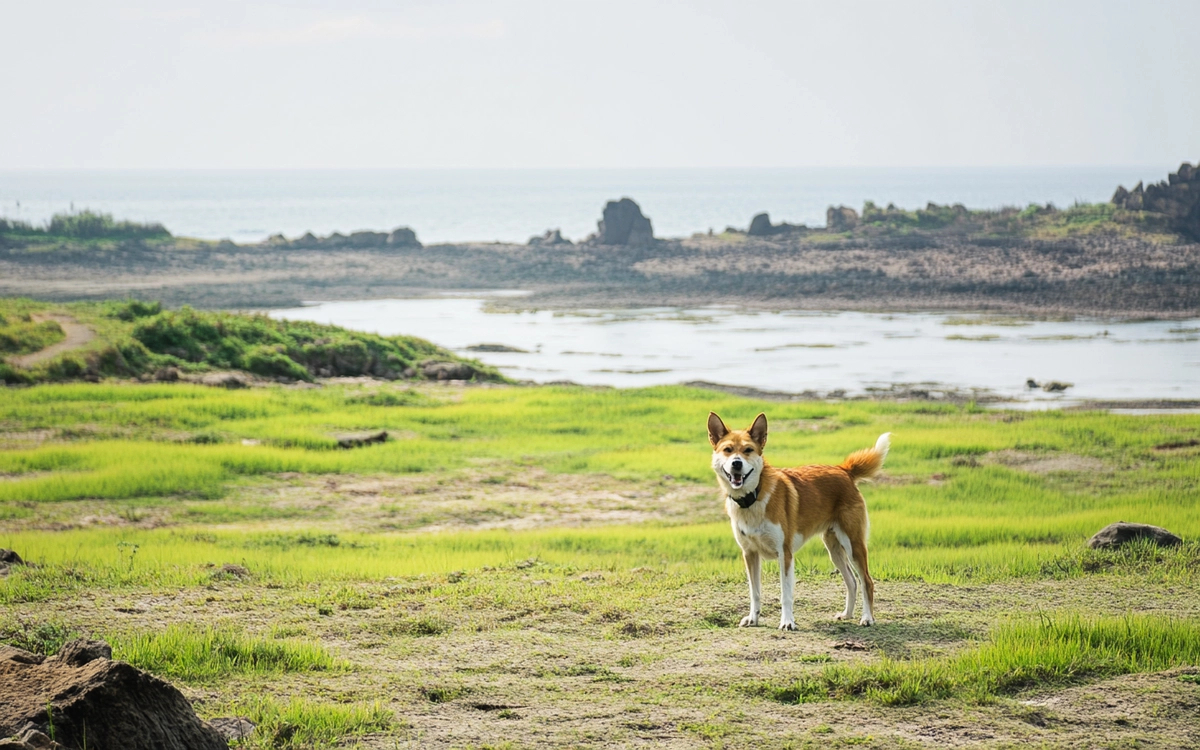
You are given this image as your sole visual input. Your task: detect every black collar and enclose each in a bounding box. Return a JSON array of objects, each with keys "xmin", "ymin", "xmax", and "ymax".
[{"xmin": 730, "ymin": 487, "xmax": 759, "ymax": 509}]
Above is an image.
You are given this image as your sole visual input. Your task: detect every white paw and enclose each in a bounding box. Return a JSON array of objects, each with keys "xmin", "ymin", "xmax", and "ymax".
[
  {"xmin": 738, "ymin": 615, "xmax": 758, "ymax": 627},
  {"xmin": 834, "ymin": 612, "xmax": 853, "ymax": 621},
  {"xmin": 778, "ymin": 620, "xmax": 797, "ymax": 631},
  {"xmin": 859, "ymin": 614, "xmax": 875, "ymax": 626}
]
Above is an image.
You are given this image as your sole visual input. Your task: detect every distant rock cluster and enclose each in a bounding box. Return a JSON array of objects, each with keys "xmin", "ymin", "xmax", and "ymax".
[
  {"xmin": 826, "ymin": 206, "xmax": 860, "ymax": 232},
  {"xmin": 588, "ymin": 198, "xmax": 655, "ymax": 246},
  {"xmin": 265, "ymin": 226, "xmax": 421, "ymax": 249},
  {"xmin": 1112, "ymin": 161, "xmax": 1200, "ymax": 240}
]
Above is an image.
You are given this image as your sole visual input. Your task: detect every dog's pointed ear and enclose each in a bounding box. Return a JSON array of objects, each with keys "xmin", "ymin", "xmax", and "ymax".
[
  {"xmin": 707, "ymin": 412, "xmax": 729, "ymax": 447},
  {"xmin": 748, "ymin": 413, "xmax": 768, "ymax": 448}
]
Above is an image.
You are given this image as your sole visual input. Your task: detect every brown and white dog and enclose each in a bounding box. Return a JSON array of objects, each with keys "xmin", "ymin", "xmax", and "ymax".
[{"xmin": 708, "ymin": 412, "xmax": 889, "ymax": 628}]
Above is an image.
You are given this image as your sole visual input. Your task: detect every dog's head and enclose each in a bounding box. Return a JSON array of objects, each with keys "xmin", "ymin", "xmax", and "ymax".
[{"xmin": 708, "ymin": 412, "xmax": 767, "ymax": 497}]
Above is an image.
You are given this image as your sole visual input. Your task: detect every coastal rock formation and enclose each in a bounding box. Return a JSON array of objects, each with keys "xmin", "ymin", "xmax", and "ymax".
[
  {"xmin": 0, "ymin": 642, "xmax": 229, "ymax": 750},
  {"xmin": 591, "ymin": 198, "xmax": 654, "ymax": 246},
  {"xmin": 528, "ymin": 229, "xmax": 572, "ymax": 246},
  {"xmin": 387, "ymin": 227, "xmax": 420, "ymax": 247},
  {"xmin": 826, "ymin": 206, "xmax": 859, "ymax": 232},
  {"xmin": 747, "ymin": 212, "xmax": 807, "ymax": 237},
  {"xmin": 1112, "ymin": 162, "xmax": 1200, "ymax": 240}
]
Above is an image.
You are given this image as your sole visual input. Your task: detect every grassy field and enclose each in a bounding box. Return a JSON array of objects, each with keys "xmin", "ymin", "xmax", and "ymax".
[{"xmin": 2, "ymin": 381, "xmax": 1199, "ymax": 748}]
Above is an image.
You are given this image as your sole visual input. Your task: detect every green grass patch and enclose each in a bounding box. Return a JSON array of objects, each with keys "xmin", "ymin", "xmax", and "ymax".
[
  {"xmin": 0, "ymin": 297, "xmax": 503, "ymax": 385},
  {"xmin": 224, "ymin": 696, "xmax": 394, "ymax": 749},
  {"xmin": 759, "ymin": 614, "xmax": 1200, "ymax": 706},
  {"xmin": 110, "ymin": 624, "xmax": 344, "ymax": 682}
]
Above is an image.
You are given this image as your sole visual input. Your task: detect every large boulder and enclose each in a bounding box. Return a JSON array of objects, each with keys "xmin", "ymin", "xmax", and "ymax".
[
  {"xmin": 1087, "ymin": 522, "xmax": 1183, "ymax": 550},
  {"xmin": 0, "ymin": 643, "xmax": 228, "ymax": 750},
  {"xmin": 1111, "ymin": 162, "xmax": 1200, "ymax": 240},
  {"xmin": 748, "ymin": 213, "xmax": 774, "ymax": 237},
  {"xmin": 826, "ymin": 205, "xmax": 859, "ymax": 232},
  {"xmin": 593, "ymin": 198, "xmax": 654, "ymax": 246}
]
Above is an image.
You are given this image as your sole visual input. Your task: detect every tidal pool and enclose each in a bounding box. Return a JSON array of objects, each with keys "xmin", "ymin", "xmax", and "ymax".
[{"xmin": 271, "ymin": 297, "xmax": 1200, "ymax": 402}]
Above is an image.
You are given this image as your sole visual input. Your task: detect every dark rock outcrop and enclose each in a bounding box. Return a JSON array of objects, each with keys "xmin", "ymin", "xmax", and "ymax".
[
  {"xmin": 826, "ymin": 205, "xmax": 859, "ymax": 232},
  {"xmin": 747, "ymin": 212, "xmax": 807, "ymax": 237},
  {"xmin": 1088, "ymin": 522, "xmax": 1183, "ymax": 550},
  {"xmin": 1112, "ymin": 161, "xmax": 1200, "ymax": 240},
  {"xmin": 528, "ymin": 229, "xmax": 572, "ymax": 246},
  {"xmin": 0, "ymin": 549, "xmax": 24, "ymax": 577},
  {"xmin": 335, "ymin": 430, "xmax": 388, "ymax": 449},
  {"xmin": 748, "ymin": 213, "xmax": 774, "ymax": 236},
  {"xmin": 387, "ymin": 227, "xmax": 421, "ymax": 247},
  {"xmin": 0, "ymin": 643, "xmax": 228, "ymax": 750},
  {"xmin": 592, "ymin": 198, "xmax": 654, "ymax": 246}
]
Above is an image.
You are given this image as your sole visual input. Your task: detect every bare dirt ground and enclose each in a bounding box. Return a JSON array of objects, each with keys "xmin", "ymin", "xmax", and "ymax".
[
  {"xmin": 18, "ymin": 570, "xmax": 1200, "ymax": 749},
  {"xmin": 8, "ymin": 313, "xmax": 94, "ymax": 367},
  {"xmin": 2, "ymin": 233, "xmax": 1198, "ymax": 316}
]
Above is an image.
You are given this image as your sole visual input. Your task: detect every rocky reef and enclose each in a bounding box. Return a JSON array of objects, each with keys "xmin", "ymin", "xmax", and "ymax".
[
  {"xmin": 1112, "ymin": 161, "xmax": 1200, "ymax": 240},
  {"xmin": 266, "ymin": 226, "xmax": 421, "ymax": 249}
]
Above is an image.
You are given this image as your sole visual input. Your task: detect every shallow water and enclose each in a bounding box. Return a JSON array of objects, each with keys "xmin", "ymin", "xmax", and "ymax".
[{"xmin": 270, "ymin": 298, "xmax": 1200, "ymax": 401}]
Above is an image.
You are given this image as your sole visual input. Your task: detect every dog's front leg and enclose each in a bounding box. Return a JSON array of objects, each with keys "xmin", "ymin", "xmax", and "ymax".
[
  {"xmin": 739, "ymin": 550, "xmax": 761, "ymax": 627},
  {"xmin": 778, "ymin": 551, "xmax": 797, "ymax": 631}
]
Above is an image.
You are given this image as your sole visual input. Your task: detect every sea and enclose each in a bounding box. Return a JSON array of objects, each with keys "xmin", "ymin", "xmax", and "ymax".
[{"xmin": 0, "ymin": 166, "xmax": 1167, "ymax": 245}]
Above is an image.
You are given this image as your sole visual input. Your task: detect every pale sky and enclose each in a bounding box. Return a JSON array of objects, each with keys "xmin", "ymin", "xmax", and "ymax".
[{"xmin": 2, "ymin": 0, "xmax": 1197, "ymax": 169}]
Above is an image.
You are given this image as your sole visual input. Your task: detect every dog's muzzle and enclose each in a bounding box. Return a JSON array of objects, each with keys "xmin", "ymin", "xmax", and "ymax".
[{"xmin": 724, "ymin": 461, "xmax": 752, "ymax": 490}]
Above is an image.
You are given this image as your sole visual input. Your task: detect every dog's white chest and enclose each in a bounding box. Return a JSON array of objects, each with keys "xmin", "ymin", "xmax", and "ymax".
[{"xmin": 732, "ymin": 513, "xmax": 784, "ymax": 557}]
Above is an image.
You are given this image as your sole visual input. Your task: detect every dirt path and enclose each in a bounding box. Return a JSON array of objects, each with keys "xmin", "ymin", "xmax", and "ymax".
[{"xmin": 9, "ymin": 313, "xmax": 95, "ymax": 368}]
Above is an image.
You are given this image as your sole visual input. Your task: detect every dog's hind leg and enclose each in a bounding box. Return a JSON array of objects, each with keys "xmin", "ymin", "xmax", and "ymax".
[
  {"xmin": 739, "ymin": 550, "xmax": 761, "ymax": 627},
  {"xmin": 823, "ymin": 528, "xmax": 857, "ymax": 621},
  {"xmin": 848, "ymin": 535, "xmax": 876, "ymax": 626}
]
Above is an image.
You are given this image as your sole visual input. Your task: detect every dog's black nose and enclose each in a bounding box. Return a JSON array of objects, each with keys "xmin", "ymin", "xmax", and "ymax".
[{"xmin": 731, "ymin": 459, "xmax": 743, "ymax": 470}]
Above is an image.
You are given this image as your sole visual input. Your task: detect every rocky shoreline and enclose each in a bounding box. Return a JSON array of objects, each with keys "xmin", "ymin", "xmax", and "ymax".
[{"xmin": 2, "ymin": 164, "xmax": 1198, "ymax": 317}]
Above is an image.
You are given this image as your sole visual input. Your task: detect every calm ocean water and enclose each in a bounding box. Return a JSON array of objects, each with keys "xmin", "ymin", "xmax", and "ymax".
[{"xmin": 0, "ymin": 167, "xmax": 1164, "ymax": 245}]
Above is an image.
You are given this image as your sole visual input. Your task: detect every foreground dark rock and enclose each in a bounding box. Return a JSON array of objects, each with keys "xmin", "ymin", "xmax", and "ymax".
[
  {"xmin": 0, "ymin": 643, "xmax": 228, "ymax": 750},
  {"xmin": 1112, "ymin": 161, "xmax": 1200, "ymax": 240},
  {"xmin": 591, "ymin": 198, "xmax": 654, "ymax": 246},
  {"xmin": 1088, "ymin": 522, "xmax": 1183, "ymax": 550}
]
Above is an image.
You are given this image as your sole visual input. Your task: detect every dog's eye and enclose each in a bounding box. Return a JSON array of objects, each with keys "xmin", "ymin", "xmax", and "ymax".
[
  {"xmin": 743, "ymin": 448, "xmax": 754, "ymax": 455},
  {"xmin": 723, "ymin": 447, "xmax": 733, "ymax": 454}
]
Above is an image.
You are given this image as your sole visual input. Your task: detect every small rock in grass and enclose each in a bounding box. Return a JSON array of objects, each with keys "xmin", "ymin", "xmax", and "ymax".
[
  {"xmin": 210, "ymin": 563, "xmax": 251, "ymax": 581},
  {"xmin": 1088, "ymin": 522, "xmax": 1182, "ymax": 550},
  {"xmin": 207, "ymin": 717, "xmax": 256, "ymax": 741}
]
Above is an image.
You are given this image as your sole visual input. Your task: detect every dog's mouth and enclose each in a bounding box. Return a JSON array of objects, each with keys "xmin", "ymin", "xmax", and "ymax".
[{"xmin": 723, "ymin": 466, "xmax": 753, "ymax": 490}]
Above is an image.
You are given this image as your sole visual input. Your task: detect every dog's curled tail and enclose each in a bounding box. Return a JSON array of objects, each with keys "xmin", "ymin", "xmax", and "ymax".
[{"xmin": 840, "ymin": 433, "xmax": 891, "ymax": 483}]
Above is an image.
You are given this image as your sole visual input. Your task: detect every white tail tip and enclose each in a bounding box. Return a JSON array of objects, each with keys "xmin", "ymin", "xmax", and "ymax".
[{"xmin": 874, "ymin": 432, "xmax": 891, "ymax": 461}]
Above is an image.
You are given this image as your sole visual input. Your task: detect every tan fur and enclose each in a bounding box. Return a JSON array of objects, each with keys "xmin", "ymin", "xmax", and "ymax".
[{"xmin": 709, "ymin": 412, "xmax": 889, "ymax": 627}]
